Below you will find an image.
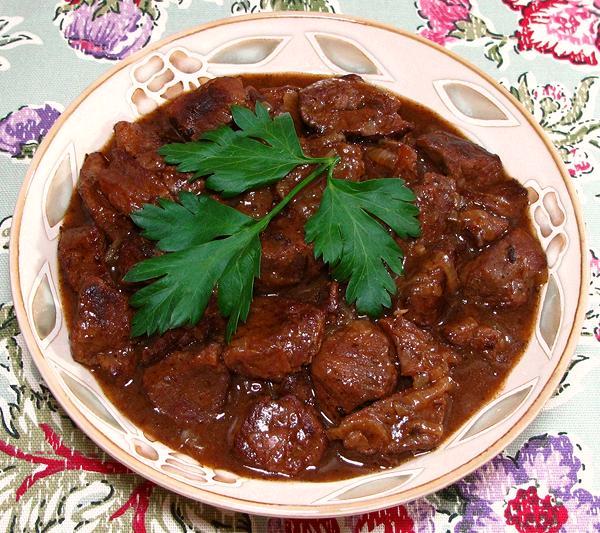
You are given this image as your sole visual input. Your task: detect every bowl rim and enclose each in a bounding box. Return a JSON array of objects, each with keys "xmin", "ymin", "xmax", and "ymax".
[{"xmin": 9, "ymin": 11, "xmax": 588, "ymax": 518}]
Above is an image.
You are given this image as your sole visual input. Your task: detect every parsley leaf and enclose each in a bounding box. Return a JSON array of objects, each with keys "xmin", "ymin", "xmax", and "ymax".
[
  {"xmin": 159, "ymin": 102, "xmax": 326, "ymax": 197},
  {"xmin": 131, "ymin": 191, "xmax": 252, "ymax": 252},
  {"xmin": 124, "ymin": 193, "xmax": 263, "ymax": 339},
  {"xmin": 305, "ymin": 176, "xmax": 421, "ymax": 317}
]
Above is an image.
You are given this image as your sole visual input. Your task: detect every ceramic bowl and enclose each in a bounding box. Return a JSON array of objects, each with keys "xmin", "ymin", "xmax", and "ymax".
[{"xmin": 10, "ymin": 13, "xmax": 586, "ymax": 517}]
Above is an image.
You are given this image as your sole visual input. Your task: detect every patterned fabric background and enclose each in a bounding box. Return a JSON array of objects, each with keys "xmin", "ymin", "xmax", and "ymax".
[{"xmin": 0, "ymin": 1, "xmax": 599, "ymax": 531}]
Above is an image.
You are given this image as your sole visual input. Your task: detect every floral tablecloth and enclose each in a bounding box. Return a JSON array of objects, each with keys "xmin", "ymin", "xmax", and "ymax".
[{"xmin": 0, "ymin": 1, "xmax": 599, "ymax": 531}]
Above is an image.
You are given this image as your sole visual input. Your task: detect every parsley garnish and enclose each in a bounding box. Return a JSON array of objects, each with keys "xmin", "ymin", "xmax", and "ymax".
[
  {"xmin": 305, "ymin": 174, "xmax": 420, "ymax": 317},
  {"xmin": 126, "ymin": 101, "xmax": 420, "ymax": 339},
  {"xmin": 159, "ymin": 103, "xmax": 332, "ymax": 197}
]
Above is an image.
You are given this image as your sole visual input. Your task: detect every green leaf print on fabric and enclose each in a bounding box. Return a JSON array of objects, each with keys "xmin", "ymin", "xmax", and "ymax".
[
  {"xmin": 0, "ymin": 16, "xmax": 42, "ymax": 72},
  {"xmin": 508, "ymin": 73, "xmax": 600, "ymax": 179},
  {"xmin": 231, "ymin": 0, "xmax": 339, "ymax": 14},
  {"xmin": 0, "ymin": 305, "xmax": 58, "ymax": 440}
]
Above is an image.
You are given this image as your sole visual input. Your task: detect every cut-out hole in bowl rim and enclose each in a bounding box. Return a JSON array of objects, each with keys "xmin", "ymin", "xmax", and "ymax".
[
  {"xmin": 208, "ymin": 36, "xmax": 290, "ymax": 65},
  {"xmin": 434, "ymin": 79, "xmax": 520, "ymax": 127},
  {"xmin": 58, "ymin": 368, "xmax": 127, "ymax": 434},
  {"xmin": 537, "ymin": 273, "xmax": 563, "ymax": 357},
  {"xmin": 28, "ymin": 262, "xmax": 61, "ymax": 348},
  {"xmin": 313, "ymin": 469, "xmax": 422, "ymax": 504},
  {"xmin": 42, "ymin": 143, "xmax": 77, "ymax": 240},
  {"xmin": 448, "ymin": 378, "xmax": 539, "ymax": 446},
  {"xmin": 169, "ymin": 49, "xmax": 204, "ymax": 74},
  {"xmin": 134, "ymin": 55, "xmax": 165, "ymax": 83},
  {"xmin": 306, "ymin": 32, "xmax": 384, "ymax": 76},
  {"xmin": 133, "ymin": 438, "xmax": 160, "ymax": 461}
]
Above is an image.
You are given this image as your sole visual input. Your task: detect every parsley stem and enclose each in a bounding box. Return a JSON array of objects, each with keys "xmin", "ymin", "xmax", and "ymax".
[{"xmin": 258, "ymin": 157, "xmax": 339, "ymax": 229}]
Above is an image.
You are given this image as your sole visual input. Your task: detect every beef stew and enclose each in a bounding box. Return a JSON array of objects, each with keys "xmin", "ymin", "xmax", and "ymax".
[{"xmin": 58, "ymin": 74, "xmax": 547, "ymax": 480}]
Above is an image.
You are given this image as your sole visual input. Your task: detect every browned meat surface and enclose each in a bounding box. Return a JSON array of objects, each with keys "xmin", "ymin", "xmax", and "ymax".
[
  {"xmin": 412, "ymin": 172, "xmax": 460, "ymax": 245},
  {"xmin": 279, "ymin": 370, "xmax": 316, "ymax": 406},
  {"xmin": 97, "ymin": 150, "xmax": 171, "ymax": 215},
  {"xmin": 78, "ymin": 153, "xmax": 133, "ymax": 240},
  {"xmin": 223, "ymin": 296, "xmax": 326, "ymax": 380},
  {"xmin": 462, "ymin": 228, "xmax": 548, "ymax": 308},
  {"xmin": 234, "ymin": 395, "xmax": 327, "ymax": 475},
  {"xmin": 113, "ymin": 120, "xmax": 161, "ymax": 158},
  {"xmin": 236, "ymin": 187, "xmax": 275, "ymax": 219},
  {"xmin": 465, "ymin": 179, "xmax": 528, "ymax": 220},
  {"xmin": 254, "ymin": 85, "xmax": 302, "ymax": 131},
  {"xmin": 94, "ymin": 345, "xmax": 138, "ymax": 382},
  {"xmin": 416, "ymin": 131, "xmax": 503, "ymax": 187},
  {"xmin": 108, "ymin": 234, "xmax": 156, "ymax": 283},
  {"xmin": 442, "ymin": 316, "xmax": 508, "ymax": 356},
  {"xmin": 328, "ymin": 378, "xmax": 451, "ymax": 455},
  {"xmin": 143, "ymin": 343, "xmax": 230, "ymax": 423},
  {"xmin": 400, "ymin": 249, "xmax": 457, "ymax": 327},
  {"xmin": 459, "ymin": 208, "xmax": 509, "ymax": 247},
  {"xmin": 365, "ymin": 140, "xmax": 419, "ymax": 183},
  {"xmin": 58, "ymin": 226, "xmax": 107, "ymax": 291},
  {"xmin": 311, "ymin": 320, "xmax": 397, "ymax": 420},
  {"xmin": 257, "ymin": 215, "xmax": 320, "ymax": 290},
  {"xmin": 70, "ymin": 276, "xmax": 132, "ymax": 366},
  {"xmin": 379, "ymin": 315, "xmax": 460, "ymax": 388},
  {"xmin": 299, "ymin": 75, "xmax": 413, "ymax": 137},
  {"xmin": 167, "ymin": 76, "xmax": 246, "ymax": 139}
]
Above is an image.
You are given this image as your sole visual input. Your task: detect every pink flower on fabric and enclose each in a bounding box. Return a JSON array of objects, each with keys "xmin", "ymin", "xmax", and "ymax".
[
  {"xmin": 566, "ymin": 146, "xmax": 593, "ymax": 177},
  {"xmin": 503, "ymin": 0, "xmax": 535, "ymax": 10},
  {"xmin": 416, "ymin": 0, "xmax": 472, "ymax": 45},
  {"xmin": 455, "ymin": 434, "xmax": 600, "ymax": 532},
  {"xmin": 513, "ymin": 0, "xmax": 600, "ymax": 65}
]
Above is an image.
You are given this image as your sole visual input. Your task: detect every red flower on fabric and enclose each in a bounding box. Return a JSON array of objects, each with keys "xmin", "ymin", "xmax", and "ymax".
[
  {"xmin": 505, "ymin": 486, "xmax": 569, "ymax": 533},
  {"xmin": 354, "ymin": 506, "xmax": 415, "ymax": 533},
  {"xmin": 509, "ymin": 0, "xmax": 600, "ymax": 65}
]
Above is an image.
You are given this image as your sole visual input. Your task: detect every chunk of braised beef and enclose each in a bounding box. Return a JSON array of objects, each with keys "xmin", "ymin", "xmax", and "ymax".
[
  {"xmin": 299, "ymin": 75, "xmax": 413, "ymax": 137},
  {"xmin": 328, "ymin": 378, "xmax": 450, "ymax": 456},
  {"xmin": 159, "ymin": 166, "xmax": 205, "ymax": 196},
  {"xmin": 233, "ymin": 395, "xmax": 327, "ymax": 475},
  {"xmin": 58, "ymin": 226, "xmax": 108, "ymax": 291},
  {"xmin": 461, "ymin": 228, "xmax": 548, "ymax": 308},
  {"xmin": 459, "ymin": 208, "xmax": 509, "ymax": 247},
  {"xmin": 249, "ymin": 85, "xmax": 303, "ymax": 132},
  {"xmin": 223, "ymin": 296, "xmax": 326, "ymax": 380},
  {"xmin": 365, "ymin": 140, "xmax": 419, "ymax": 183},
  {"xmin": 279, "ymin": 369, "xmax": 317, "ymax": 407},
  {"xmin": 108, "ymin": 234, "xmax": 156, "ymax": 284},
  {"xmin": 412, "ymin": 172, "xmax": 460, "ymax": 245},
  {"xmin": 235, "ymin": 187, "xmax": 275, "ymax": 219},
  {"xmin": 464, "ymin": 179, "xmax": 528, "ymax": 221},
  {"xmin": 143, "ymin": 343, "xmax": 230, "ymax": 424},
  {"xmin": 257, "ymin": 214, "xmax": 321, "ymax": 290},
  {"xmin": 400, "ymin": 249, "xmax": 458, "ymax": 327},
  {"xmin": 416, "ymin": 131, "xmax": 503, "ymax": 187},
  {"xmin": 311, "ymin": 320, "xmax": 397, "ymax": 421},
  {"xmin": 70, "ymin": 276, "xmax": 132, "ymax": 366},
  {"xmin": 78, "ymin": 153, "xmax": 133, "ymax": 240},
  {"xmin": 442, "ymin": 316, "xmax": 508, "ymax": 357},
  {"xmin": 97, "ymin": 150, "xmax": 171, "ymax": 215},
  {"xmin": 167, "ymin": 76, "xmax": 246, "ymax": 139},
  {"xmin": 113, "ymin": 121, "xmax": 161, "ymax": 158},
  {"xmin": 379, "ymin": 315, "xmax": 460, "ymax": 388},
  {"xmin": 94, "ymin": 345, "xmax": 138, "ymax": 383}
]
